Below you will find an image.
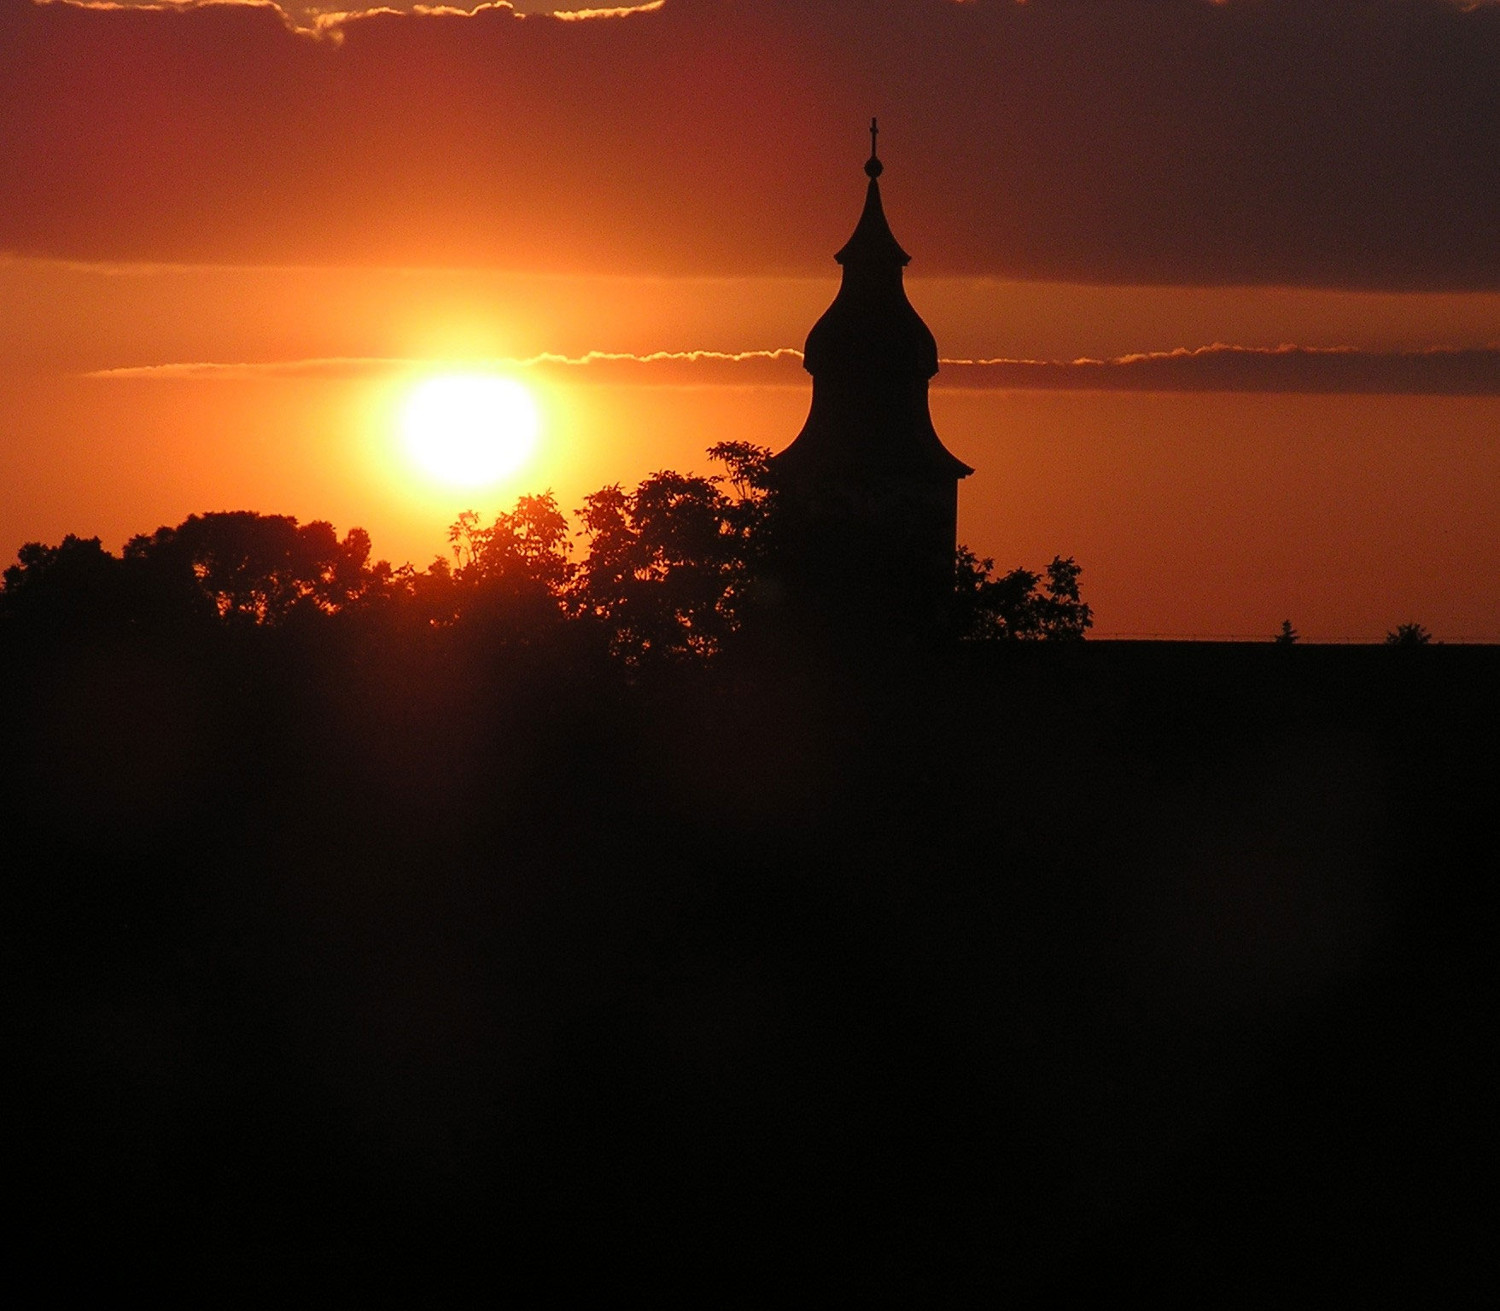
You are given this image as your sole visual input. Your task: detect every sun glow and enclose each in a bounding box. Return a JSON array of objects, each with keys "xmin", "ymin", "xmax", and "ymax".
[{"xmin": 400, "ymin": 373, "xmax": 540, "ymax": 488}]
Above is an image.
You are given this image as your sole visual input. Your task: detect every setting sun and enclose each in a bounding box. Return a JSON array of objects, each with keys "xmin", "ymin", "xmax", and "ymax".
[{"xmin": 400, "ymin": 373, "xmax": 540, "ymax": 488}]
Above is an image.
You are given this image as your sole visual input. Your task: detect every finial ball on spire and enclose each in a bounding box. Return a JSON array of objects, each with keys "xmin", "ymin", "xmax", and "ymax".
[{"xmin": 865, "ymin": 116, "xmax": 883, "ymax": 178}]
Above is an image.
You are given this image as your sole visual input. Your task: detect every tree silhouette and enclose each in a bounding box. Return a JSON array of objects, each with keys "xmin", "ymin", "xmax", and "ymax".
[
  {"xmin": 449, "ymin": 493, "xmax": 572, "ymax": 590},
  {"xmin": 124, "ymin": 511, "xmax": 384, "ymax": 625},
  {"xmin": 1275, "ymin": 620, "xmax": 1299, "ymax": 645},
  {"xmin": 439, "ymin": 492, "xmax": 576, "ymax": 636},
  {"xmin": 1, "ymin": 535, "xmax": 127, "ymax": 629},
  {"xmin": 575, "ymin": 444, "xmax": 776, "ymax": 664},
  {"xmin": 954, "ymin": 548, "xmax": 1093, "ymax": 641}
]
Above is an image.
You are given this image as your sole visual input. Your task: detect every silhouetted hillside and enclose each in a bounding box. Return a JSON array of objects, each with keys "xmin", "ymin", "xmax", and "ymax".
[{"xmin": 3, "ymin": 608, "xmax": 1496, "ymax": 1298}]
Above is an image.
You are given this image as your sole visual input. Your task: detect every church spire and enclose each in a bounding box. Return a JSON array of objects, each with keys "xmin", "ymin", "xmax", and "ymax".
[
  {"xmin": 805, "ymin": 120, "xmax": 936, "ymax": 386},
  {"xmin": 779, "ymin": 120, "xmax": 971, "ymax": 477},
  {"xmin": 836, "ymin": 117, "xmax": 910, "ymax": 269},
  {"xmin": 771, "ymin": 120, "xmax": 975, "ymax": 635}
]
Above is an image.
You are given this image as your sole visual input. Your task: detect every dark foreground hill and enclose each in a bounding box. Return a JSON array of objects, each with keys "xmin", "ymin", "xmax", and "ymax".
[{"xmin": 3, "ymin": 633, "xmax": 1496, "ymax": 1300}]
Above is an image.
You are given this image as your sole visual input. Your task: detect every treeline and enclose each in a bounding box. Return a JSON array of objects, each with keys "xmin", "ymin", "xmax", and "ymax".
[{"xmin": 2, "ymin": 444, "xmax": 1090, "ymax": 657}]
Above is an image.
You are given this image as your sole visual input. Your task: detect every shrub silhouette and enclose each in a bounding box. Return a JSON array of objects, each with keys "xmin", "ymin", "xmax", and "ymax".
[{"xmin": 1385, "ymin": 621, "xmax": 1433, "ymax": 646}]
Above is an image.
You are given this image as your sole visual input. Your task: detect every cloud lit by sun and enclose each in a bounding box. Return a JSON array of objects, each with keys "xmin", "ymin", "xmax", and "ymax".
[{"xmin": 400, "ymin": 373, "xmax": 540, "ymax": 489}]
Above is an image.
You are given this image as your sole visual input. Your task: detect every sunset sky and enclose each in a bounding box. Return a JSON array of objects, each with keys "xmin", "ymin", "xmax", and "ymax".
[{"xmin": 5, "ymin": 0, "xmax": 1500, "ymax": 639}]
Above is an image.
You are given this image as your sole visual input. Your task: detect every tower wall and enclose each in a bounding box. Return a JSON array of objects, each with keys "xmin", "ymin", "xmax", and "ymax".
[{"xmin": 776, "ymin": 466, "xmax": 958, "ymax": 637}]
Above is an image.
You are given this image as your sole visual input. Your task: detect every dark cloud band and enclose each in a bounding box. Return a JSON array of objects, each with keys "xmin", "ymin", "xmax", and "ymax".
[{"xmin": 9, "ymin": 0, "xmax": 1499, "ymax": 285}]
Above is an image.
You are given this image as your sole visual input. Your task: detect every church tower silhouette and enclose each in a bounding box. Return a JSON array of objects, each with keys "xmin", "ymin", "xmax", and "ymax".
[{"xmin": 773, "ymin": 120, "xmax": 973, "ymax": 635}]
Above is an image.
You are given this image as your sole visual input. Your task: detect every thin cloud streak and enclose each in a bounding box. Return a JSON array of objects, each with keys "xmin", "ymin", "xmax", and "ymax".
[
  {"xmin": 938, "ymin": 344, "xmax": 1500, "ymax": 395},
  {"xmin": 83, "ymin": 348, "xmax": 808, "ymax": 383},
  {"xmin": 84, "ymin": 343, "xmax": 1500, "ymax": 394},
  {"xmin": 87, "ymin": 356, "xmax": 421, "ymax": 380},
  {"xmin": 550, "ymin": 1, "xmax": 663, "ymax": 20}
]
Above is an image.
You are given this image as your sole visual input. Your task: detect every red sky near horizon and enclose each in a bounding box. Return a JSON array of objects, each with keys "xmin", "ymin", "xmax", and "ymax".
[{"xmin": 4, "ymin": 0, "xmax": 1500, "ymax": 640}]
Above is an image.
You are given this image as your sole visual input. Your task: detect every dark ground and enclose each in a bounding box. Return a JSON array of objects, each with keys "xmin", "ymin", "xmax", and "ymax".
[{"xmin": 3, "ymin": 631, "xmax": 1497, "ymax": 1300}]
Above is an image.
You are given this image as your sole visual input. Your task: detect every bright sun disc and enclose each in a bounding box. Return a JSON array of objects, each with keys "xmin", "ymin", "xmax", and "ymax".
[{"xmin": 401, "ymin": 373, "xmax": 540, "ymax": 488}]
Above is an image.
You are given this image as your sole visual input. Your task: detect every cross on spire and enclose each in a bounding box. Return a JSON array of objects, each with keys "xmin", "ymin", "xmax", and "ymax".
[{"xmin": 865, "ymin": 116, "xmax": 883, "ymax": 179}]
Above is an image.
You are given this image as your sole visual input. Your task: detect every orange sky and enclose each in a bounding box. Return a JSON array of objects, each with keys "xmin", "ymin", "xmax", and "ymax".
[{"xmin": 4, "ymin": 0, "xmax": 1500, "ymax": 640}]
